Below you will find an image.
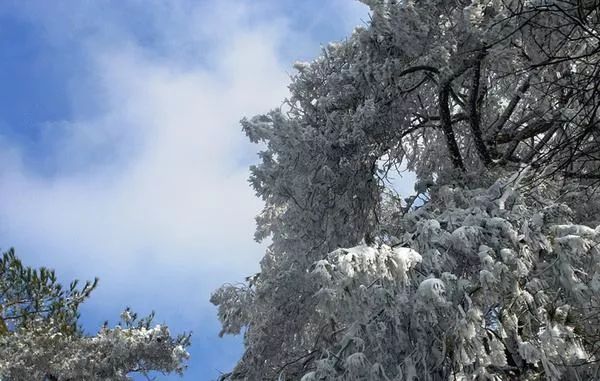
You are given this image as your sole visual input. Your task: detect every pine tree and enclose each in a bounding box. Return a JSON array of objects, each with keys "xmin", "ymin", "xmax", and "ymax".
[{"xmin": 0, "ymin": 249, "xmax": 190, "ymax": 380}]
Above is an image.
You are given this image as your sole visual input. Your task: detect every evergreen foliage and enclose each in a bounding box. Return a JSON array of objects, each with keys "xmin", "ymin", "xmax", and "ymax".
[
  {"xmin": 213, "ymin": 1, "xmax": 600, "ymax": 379},
  {"xmin": 0, "ymin": 249, "xmax": 190, "ymax": 381}
]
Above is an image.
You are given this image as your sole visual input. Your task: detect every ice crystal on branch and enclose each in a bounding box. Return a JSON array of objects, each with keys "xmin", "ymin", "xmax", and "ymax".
[{"xmin": 213, "ymin": 0, "xmax": 600, "ymax": 379}]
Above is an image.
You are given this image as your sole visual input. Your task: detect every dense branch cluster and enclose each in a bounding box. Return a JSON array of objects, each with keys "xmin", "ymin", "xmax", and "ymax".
[
  {"xmin": 297, "ymin": 182, "xmax": 600, "ymax": 380},
  {"xmin": 0, "ymin": 250, "xmax": 190, "ymax": 380},
  {"xmin": 213, "ymin": 0, "xmax": 600, "ymax": 380}
]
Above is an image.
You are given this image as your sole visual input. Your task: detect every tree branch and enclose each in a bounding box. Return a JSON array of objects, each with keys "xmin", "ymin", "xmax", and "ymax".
[
  {"xmin": 487, "ymin": 76, "xmax": 531, "ymax": 143},
  {"xmin": 467, "ymin": 52, "xmax": 492, "ymax": 166},
  {"xmin": 439, "ymin": 65, "xmax": 469, "ymax": 170}
]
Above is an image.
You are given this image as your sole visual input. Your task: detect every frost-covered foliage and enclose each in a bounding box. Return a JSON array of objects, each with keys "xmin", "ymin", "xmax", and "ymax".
[
  {"xmin": 297, "ymin": 182, "xmax": 600, "ymax": 380},
  {"xmin": 215, "ymin": 178, "xmax": 600, "ymax": 380},
  {"xmin": 213, "ymin": 0, "xmax": 600, "ymax": 379},
  {"xmin": 0, "ymin": 249, "xmax": 190, "ymax": 380}
]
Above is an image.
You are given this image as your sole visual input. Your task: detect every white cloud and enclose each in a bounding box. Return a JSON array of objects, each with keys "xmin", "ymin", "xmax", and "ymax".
[{"xmin": 0, "ymin": 1, "xmax": 294, "ymax": 309}]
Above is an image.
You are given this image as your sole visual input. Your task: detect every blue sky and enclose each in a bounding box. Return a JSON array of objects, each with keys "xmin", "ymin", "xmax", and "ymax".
[{"xmin": 0, "ymin": 1, "xmax": 369, "ymax": 380}]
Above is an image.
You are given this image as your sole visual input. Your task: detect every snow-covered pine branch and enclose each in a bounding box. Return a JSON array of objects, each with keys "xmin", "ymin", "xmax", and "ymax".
[{"xmin": 0, "ymin": 249, "xmax": 190, "ymax": 380}]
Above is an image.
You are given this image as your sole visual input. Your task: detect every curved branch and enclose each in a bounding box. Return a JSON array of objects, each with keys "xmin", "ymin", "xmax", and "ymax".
[
  {"xmin": 439, "ymin": 65, "xmax": 469, "ymax": 170},
  {"xmin": 467, "ymin": 53, "xmax": 492, "ymax": 165},
  {"xmin": 397, "ymin": 65, "xmax": 440, "ymax": 78}
]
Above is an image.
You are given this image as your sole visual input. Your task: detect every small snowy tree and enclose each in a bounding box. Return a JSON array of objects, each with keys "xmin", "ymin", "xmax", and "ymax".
[
  {"xmin": 0, "ymin": 249, "xmax": 190, "ymax": 381},
  {"xmin": 213, "ymin": 1, "xmax": 600, "ymax": 380}
]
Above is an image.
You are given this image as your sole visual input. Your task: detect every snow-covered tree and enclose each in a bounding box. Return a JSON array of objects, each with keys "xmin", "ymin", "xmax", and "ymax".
[
  {"xmin": 0, "ymin": 249, "xmax": 190, "ymax": 381},
  {"xmin": 213, "ymin": 0, "xmax": 600, "ymax": 380}
]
